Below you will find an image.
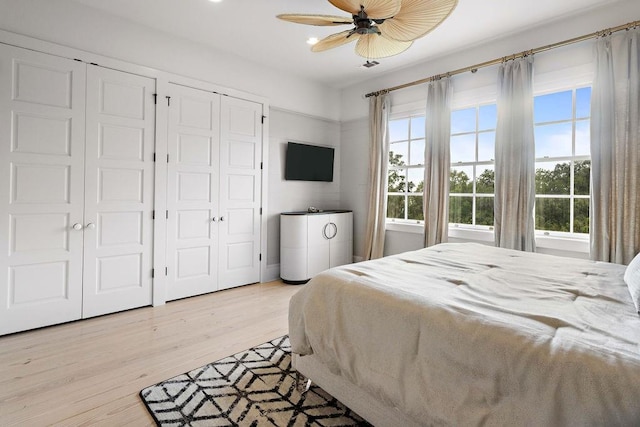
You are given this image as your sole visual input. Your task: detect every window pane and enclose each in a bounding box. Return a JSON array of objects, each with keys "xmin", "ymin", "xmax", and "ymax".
[
  {"xmin": 451, "ymin": 134, "xmax": 475, "ymax": 163},
  {"xmin": 389, "ymin": 119, "xmax": 409, "ymax": 142},
  {"xmin": 536, "ymin": 161, "xmax": 570, "ymax": 195},
  {"xmin": 574, "ymin": 198, "xmax": 590, "ymax": 234},
  {"xmin": 535, "ymin": 90, "xmax": 572, "ymax": 123},
  {"xmin": 479, "ymin": 104, "xmax": 497, "ymax": 131},
  {"xmin": 388, "ymin": 168, "xmax": 406, "ymax": 192},
  {"xmin": 451, "ymin": 108, "xmax": 476, "ymax": 133},
  {"xmin": 576, "ymin": 87, "xmax": 591, "ymax": 119},
  {"xmin": 407, "ymin": 168, "xmax": 424, "ymax": 193},
  {"xmin": 409, "ymin": 139, "xmax": 425, "ymax": 165},
  {"xmin": 535, "ymin": 197, "xmax": 570, "ymax": 232},
  {"xmin": 449, "ymin": 196, "xmax": 472, "ymax": 224},
  {"xmin": 535, "ymin": 122, "xmax": 573, "ymax": 158},
  {"xmin": 450, "ymin": 166, "xmax": 473, "ymax": 194},
  {"xmin": 387, "ymin": 195, "xmax": 405, "ymax": 219},
  {"xmin": 476, "ymin": 165, "xmax": 495, "ymax": 194},
  {"xmin": 476, "ymin": 196, "xmax": 494, "ymax": 226},
  {"xmin": 478, "ymin": 131, "xmax": 495, "ymax": 161},
  {"xmin": 408, "ymin": 196, "xmax": 424, "ymax": 221},
  {"xmin": 575, "ymin": 120, "xmax": 590, "ymax": 156},
  {"xmin": 574, "ymin": 160, "xmax": 591, "ymax": 195},
  {"xmin": 389, "ymin": 143, "xmax": 408, "ymax": 166},
  {"xmin": 411, "ymin": 116, "xmax": 425, "ymax": 139}
]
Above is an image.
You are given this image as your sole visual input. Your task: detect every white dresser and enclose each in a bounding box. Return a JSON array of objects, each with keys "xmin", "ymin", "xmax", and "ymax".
[{"xmin": 280, "ymin": 210, "xmax": 353, "ymax": 284}]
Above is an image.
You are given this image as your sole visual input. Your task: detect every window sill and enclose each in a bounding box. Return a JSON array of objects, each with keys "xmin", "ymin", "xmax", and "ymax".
[{"xmin": 385, "ymin": 221, "xmax": 589, "ymax": 253}]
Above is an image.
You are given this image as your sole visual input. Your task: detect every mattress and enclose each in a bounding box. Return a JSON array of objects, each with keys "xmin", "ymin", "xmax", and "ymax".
[{"xmin": 289, "ymin": 243, "xmax": 640, "ymax": 426}]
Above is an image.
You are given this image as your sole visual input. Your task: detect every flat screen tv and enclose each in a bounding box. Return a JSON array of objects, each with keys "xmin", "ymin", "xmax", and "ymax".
[{"xmin": 285, "ymin": 142, "xmax": 334, "ymax": 182}]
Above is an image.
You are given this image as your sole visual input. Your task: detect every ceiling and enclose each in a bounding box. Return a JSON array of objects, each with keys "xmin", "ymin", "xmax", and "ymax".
[{"xmin": 69, "ymin": 0, "xmax": 620, "ymax": 89}]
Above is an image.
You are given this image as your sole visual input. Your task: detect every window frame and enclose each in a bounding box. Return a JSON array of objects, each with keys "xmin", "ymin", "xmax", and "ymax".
[
  {"xmin": 449, "ymin": 102, "xmax": 497, "ymax": 231},
  {"xmin": 386, "ymin": 111, "xmax": 426, "ymax": 224},
  {"xmin": 532, "ymin": 85, "xmax": 592, "ymax": 238}
]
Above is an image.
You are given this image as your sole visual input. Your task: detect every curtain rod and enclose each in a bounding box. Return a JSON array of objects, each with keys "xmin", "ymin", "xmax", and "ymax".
[{"xmin": 365, "ymin": 19, "xmax": 640, "ymax": 98}]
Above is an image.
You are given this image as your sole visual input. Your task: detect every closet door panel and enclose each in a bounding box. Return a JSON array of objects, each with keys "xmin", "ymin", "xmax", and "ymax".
[
  {"xmin": 218, "ymin": 97, "xmax": 262, "ymax": 290},
  {"xmin": 82, "ymin": 65, "xmax": 155, "ymax": 318},
  {"xmin": 166, "ymin": 84, "xmax": 220, "ymax": 301},
  {"xmin": 0, "ymin": 45, "xmax": 86, "ymax": 335}
]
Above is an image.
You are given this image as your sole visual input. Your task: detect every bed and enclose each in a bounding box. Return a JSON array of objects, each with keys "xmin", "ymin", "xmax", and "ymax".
[{"xmin": 288, "ymin": 243, "xmax": 640, "ymax": 426}]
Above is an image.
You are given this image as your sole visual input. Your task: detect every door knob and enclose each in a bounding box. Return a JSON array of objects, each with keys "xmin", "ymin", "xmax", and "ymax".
[
  {"xmin": 72, "ymin": 223, "xmax": 83, "ymax": 230},
  {"xmin": 85, "ymin": 223, "xmax": 96, "ymax": 230},
  {"xmin": 211, "ymin": 217, "xmax": 218, "ymax": 222},
  {"xmin": 219, "ymin": 216, "xmax": 225, "ymax": 222}
]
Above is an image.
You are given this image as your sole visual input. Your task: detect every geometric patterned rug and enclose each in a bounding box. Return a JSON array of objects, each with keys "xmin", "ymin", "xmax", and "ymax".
[{"xmin": 140, "ymin": 336, "xmax": 370, "ymax": 426}]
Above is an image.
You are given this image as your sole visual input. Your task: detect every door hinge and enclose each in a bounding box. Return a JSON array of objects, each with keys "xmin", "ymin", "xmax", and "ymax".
[
  {"xmin": 153, "ymin": 153, "xmax": 156, "ymax": 162},
  {"xmin": 260, "ymin": 162, "xmax": 263, "ymax": 170},
  {"xmin": 89, "ymin": 62, "xmax": 98, "ymax": 66},
  {"xmin": 166, "ymin": 210, "xmax": 169, "ymax": 219},
  {"xmin": 259, "ymin": 253, "xmax": 262, "ymax": 261},
  {"xmin": 153, "ymin": 93, "xmax": 157, "ymax": 105},
  {"xmin": 259, "ymin": 207, "xmax": 262, "ymax": 215},
  {"xmin": 165, "ymin": 267, "xmax": 168, "ymax": 276},
  {"xmin": 152, "ymin": 210, "xmax": 155, "ymax": 220},
  {"xmin": 152, "ymin": 268, "xmax": 155, "ymax": 278},
  {"xmin": 166, "ymin": 95, "xmax": 171, "ymax": 106},
  {"xmin": 167, "ymin": 154, "xmax": 170, "ymax": 163}
]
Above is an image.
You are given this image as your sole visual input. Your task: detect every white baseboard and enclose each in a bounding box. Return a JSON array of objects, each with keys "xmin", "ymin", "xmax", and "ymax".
[{"xmin": 263, "ymin": 263, "xmax": 281, "ymax": 282}]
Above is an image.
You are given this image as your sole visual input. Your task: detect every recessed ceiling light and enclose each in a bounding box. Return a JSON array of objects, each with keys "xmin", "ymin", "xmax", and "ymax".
[
  {"xmin": 306, "ymin": 37, "xmax": 319, "ymax": 45},
  {"xmin": 208, "ymin": 0, "xmax": 222, "ymax": 3}
]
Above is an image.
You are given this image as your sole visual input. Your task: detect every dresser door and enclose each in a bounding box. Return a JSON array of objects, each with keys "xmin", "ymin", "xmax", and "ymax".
[{"xmin": 0, "ymin": 45, "xmax": 86, "ymax": 334}]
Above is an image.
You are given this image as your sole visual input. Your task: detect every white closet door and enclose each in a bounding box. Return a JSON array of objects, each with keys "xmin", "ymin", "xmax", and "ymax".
[
  {"xmin": 218, "ymin": 96, "xmax": 262, "ymax": 290},
  {"xmin": 0, "ymin": 45, "xmax": 86, "ymax": 334},
  {"xmin": 81, "ymin": 65, "xmax": 155, "ymax": 318},
  {"xmin": 166, "ymin": 84, "xmax": 220, "ymax": 301}
]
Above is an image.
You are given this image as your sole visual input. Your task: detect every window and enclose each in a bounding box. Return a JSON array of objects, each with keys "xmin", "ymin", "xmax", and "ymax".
[
  {"xmin": 386, "ymin": 87, "xmax": 592, "ymax": 238},
  {"xmin": 534, "ymin": 87, "xmax": 591, "ymax": 235},
  {"xmin": 387, "ymin": 115, "xmax": 425, "ymax": 222},
  {"xmin": 449, "ymin": 104, "xmax": 497, "ymax": 228}
]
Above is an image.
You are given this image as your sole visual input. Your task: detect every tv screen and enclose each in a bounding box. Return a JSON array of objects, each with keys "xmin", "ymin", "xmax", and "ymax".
[{"xmin": 285, "ymin": 142, "xmax": 334, "ymax": 182}]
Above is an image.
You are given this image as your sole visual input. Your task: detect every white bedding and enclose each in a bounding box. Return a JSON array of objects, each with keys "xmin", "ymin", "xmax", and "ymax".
[{"xmin": 289, "ymin": 243, "xmax": 640, "ymax": 426}]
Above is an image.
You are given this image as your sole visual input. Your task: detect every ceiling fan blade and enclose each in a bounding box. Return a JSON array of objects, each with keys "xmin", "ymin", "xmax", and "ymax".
[
  {"xmin": 312, "ymin": 30, "xmax": 360, "ymax": 52},
  {"xmin": 355, "ymin": 33, "xmax": 412, "ymax": 59},
  {"xmin": 328, "ymin": 0, "xmax": 401, "ymax": 19},
  {"xmin": 276, "ymin": 14, "xmax": 353, "ymax": 26},
  {"xmin": 378, "ymin": 0, "xmax": 457, "ymax": 42}
]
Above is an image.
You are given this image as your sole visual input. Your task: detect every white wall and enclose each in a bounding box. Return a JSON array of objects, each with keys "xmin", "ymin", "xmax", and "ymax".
[
  {"xmin": 265, "ymin": 108, "xmax": 341, "ymax": 279},
  {"xmin": 0, "ymin": 0, "xmax": 341, "ymax": 121},
  {"xmin": 338, "ymin": 0, "xmax": 640, "ymax": 260}
]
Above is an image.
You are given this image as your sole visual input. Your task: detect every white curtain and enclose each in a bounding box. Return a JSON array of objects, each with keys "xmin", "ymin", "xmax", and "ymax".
[
  {"xmin": 591, "ymin": 29, "xmax": 640, "ymax": 264},
  {"xmin": 364, "ymin": 94, "xmax": 390, "ymax": 260},
  {"xmin": 423, "ymin": 78, "xmax": 452, "ymax": 247},
  {"xmin": 494, "ymin": 57, "xmax": 536, "ymax": 252}
]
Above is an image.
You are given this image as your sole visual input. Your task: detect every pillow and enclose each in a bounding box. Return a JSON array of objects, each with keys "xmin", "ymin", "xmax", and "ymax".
[{"xmin": 624, "ymin": 252, "xmax": 640, "ymax": 314}]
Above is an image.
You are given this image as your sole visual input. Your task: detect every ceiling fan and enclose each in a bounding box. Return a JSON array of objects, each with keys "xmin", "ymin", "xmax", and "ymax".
[{"xmin": 277, "ymin": 0, "xmax": 458, "ymax": 59}]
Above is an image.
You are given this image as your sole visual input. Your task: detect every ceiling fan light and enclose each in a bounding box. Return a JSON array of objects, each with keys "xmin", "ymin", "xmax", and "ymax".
[{"xmin": 307, "ymin": 37, "xmax": 319, "ymax": 45}]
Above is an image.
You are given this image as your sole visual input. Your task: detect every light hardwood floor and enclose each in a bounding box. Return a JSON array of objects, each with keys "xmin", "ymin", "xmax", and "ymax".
[{"xmin": 0, "ymin": 280, "xmax": 302, "ymax": 426}]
